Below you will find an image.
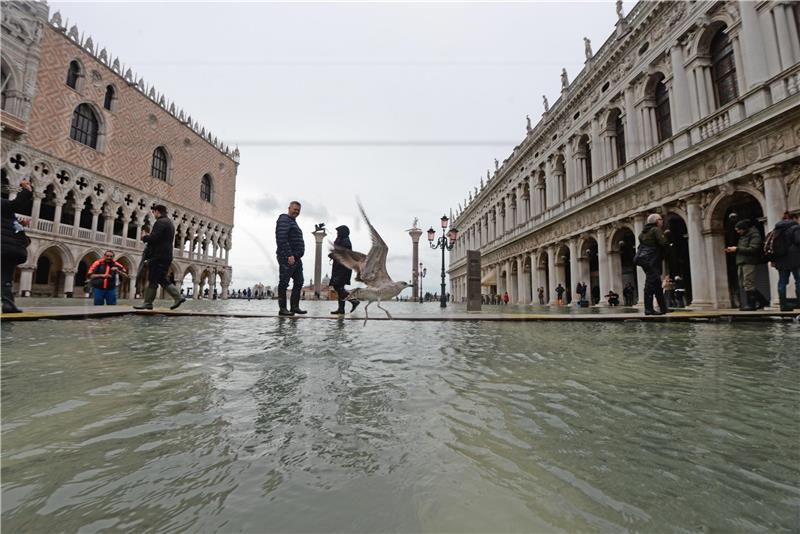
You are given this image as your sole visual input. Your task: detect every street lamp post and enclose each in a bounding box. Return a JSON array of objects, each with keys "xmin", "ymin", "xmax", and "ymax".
[
  {"xmin": 428, "ymin": 215, "xmax": 458, "ymax": 308},
  {"xmin": 418, "ymin": 262, "xmax": 427, "ymax": 303}
]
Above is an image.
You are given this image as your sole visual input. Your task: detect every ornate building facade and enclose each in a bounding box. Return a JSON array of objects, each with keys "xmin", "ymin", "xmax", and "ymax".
[
  {"xmin": 1, "ymin": 1, "xmax": 239, "ymax": 298},
  {"xmin": 448, "ymin": 0, "xmax": 800, "ymax": 309}
]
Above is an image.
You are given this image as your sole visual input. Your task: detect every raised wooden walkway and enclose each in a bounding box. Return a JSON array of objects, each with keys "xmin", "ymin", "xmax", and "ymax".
[{"xmin": 1, "ymin": 306, "xmax": 797, "ymax": 323}]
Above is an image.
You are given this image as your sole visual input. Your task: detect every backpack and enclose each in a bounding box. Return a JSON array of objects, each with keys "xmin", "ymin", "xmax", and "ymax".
[
  {"xmin": 763, "ymin": 228, "xmax": 788, "ymax": 262},
  {"xmin": 633, "ymin": 243, "xmax": 658, "ymax": 268}
]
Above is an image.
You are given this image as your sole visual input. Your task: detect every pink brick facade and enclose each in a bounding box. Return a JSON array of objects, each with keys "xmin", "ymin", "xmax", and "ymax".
[{"xmin": 26, "ymin": 26, "xmax": 236, "ymax": 226}]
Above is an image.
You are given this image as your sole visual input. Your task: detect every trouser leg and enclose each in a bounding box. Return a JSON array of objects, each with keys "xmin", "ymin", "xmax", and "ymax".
[{"xmin": 289, "ymin": 260, "xmax": 305, "ymax": 311}]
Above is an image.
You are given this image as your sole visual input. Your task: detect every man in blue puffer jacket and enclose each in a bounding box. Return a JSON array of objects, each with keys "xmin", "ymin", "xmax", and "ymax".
[{"xmin": 275, "ymin": 201, "xmax": 306, "ymax": 316}]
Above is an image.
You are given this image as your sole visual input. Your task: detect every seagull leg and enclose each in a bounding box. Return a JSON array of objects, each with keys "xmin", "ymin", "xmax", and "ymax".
[
  {"xmin": 363, "ymin": 301, "xmax": 370, "ymax": 326},
  {"xmin": 377, "ymin": 299, "xmax": 392, "ymax": 319}
]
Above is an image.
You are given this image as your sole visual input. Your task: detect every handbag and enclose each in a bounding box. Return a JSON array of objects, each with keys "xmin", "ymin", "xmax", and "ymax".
[{"xmin": 633, "ymin": 243, "xmax": 658, "ymax": 268}]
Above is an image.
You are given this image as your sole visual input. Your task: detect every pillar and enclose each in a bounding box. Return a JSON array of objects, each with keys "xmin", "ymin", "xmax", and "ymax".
[
  {"xmin": 312, "ymin": 226, "xmax": 327, "ymax": 298},
  {"xmin": 31, "ymin": 192, "xmax": 44, "ymax": 227},
  {"xmin": 590, "ymin": 117, "xmax": 604, "ymax": 179},
  {"xmin": 18, "ymin": 267, "xmax": 34, "ymax": 297},
  {"xmin": 669, "ymin": 43, "xmax": 693, "ymax": 130},
  {"xmin": 685, "ymin": 198, "xmax": 712, "ymax": 308},
  {"xmin": 516, "ymin": 256, "xmax": 526, "ymax": 304},
  {"xmin": 738, "ymin": 0, "xmax": 771, "ymax": 86},
  {"xmin": 495, "ymin": 263, "xmax": 502, "ymax": 298},
  {"xmin": 568, "ymin": 239, "xmax": 580, "ymax": 299},
  {"xmin": 546, "ymin": 247, "xmax": 557, "ymax": 304},
  {"xmin": 624, "ymin": 86, "xmax": 642, "ymax": 159},
  {"xmin": 52, "ymin": 200, "xmax": 64, "ymax": 234},
  {"xmin": 90, "ymin": 209, "xmax": 101, "ymax": 234},
  {"xmin": 762, "ymin": 168, "xmax": 789, "ymax": 304},
  {"xmin": 62, "ymin": 269, "xmax": 75, "ymax": 298},
  {"xmin": 596, "ymin": 226, "xmax": 609, "ymax": 306},
  {"xmin": 704, "ymin": 230, "xmax": 730, "ymax": 308},
  {"xmin": 408, "ymin": 225, "xmax": 422, "ymax": 300}
]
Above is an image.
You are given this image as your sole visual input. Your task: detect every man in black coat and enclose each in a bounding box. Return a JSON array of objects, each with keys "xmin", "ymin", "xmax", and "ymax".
[
  {"xmin": 769, "ymin": 211, "xmax": 800, "ymax": 311},
  {"xmin": 275, "ymin": 201, "xmax": 306, "ymax": 316},
  {"xmin": 328, "ymin": 225, "xmax": 360, "ymax": 314},
  {"xmin": 134, "ymin": 204, "xmax": 185, "ymax": 310},
  {"xmin": 1, "ymin": 179, "xmax": 33, "ymax": 313}
]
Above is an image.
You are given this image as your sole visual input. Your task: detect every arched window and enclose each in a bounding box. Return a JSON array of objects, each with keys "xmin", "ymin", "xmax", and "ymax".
[
  {"xmin": 103, "ymin": 85, "xmax": 115, "ymax": 111},
  {"xmin": 70, "ymin": 104, "xmax": 99, "ymax": 149},
  {"xmin": 200, "ymin": 174, "xmax": 213, "ymax": 202},
  {"xmin": 710, "ymin": 28, "xmax": 738, "ymax": 107},
  {"xmin": 151, "ymin": 147, "xmax": 168, "ymax": 181},
  {"xmin": 66, "ymin": 60, "xmax": 81, "ymax": 89},
  {"xmin": 655, "ymin": 77, "xmax": 672, "ymax": 141},
  {"xmin": 614, "ymin": 112, "xmax": 626, "ymax": 166}
]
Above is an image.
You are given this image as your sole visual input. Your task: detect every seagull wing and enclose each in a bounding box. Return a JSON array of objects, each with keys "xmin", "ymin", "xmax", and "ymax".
[
  {"xmin": 357, "ymin": 201, "xmax": 392, "ymax": 285},
  {"xmin": 329, "ymin": 245, "xmax": 368, "ymax": 281}
]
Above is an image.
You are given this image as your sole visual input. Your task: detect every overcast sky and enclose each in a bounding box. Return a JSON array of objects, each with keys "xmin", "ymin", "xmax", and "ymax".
[{"xmin": 51, "ymin": 1, "xmax": 621, "ymax": 293}]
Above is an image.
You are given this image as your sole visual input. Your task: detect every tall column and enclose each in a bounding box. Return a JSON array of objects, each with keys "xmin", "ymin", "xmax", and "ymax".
[
  {"xmin": 596, "ymin": 226, "xmax": 609, "ymax": 306},
  {"xmin": 531, "ymin": 252, "xmax": 540, "ymax": 302},
  {"xmin": 52, "ymin": 200, "xmax": 64, "ymax": 234},
  {"xmin": 495, "ymin": 264, "xmax": 502, "ymax": 297},
  {"xmin": 590, "ymin": 117, "xmax": 604, "ymax": 179},
  {"xmin": 62, "ymin": 269, "xmax": 76, "ymax": 298},
  {"xmin": 516, "ymin": 256, "xmax": 526, "ymax": 304},
  {"xmin": 18, "ymin": 267, "xmax": 34, "ymax": 297},
  {"xmin": 30, "ymin": 192, "xmax": 44, "ymax": 226},
  {"xmin": 704, "ymin": 230, "xmax": 730, "ymax": 309},
  {"xmin": 623, "ymin": 86, "xmax": 642, "ymax": 159},
  {"xmin": 758, "ymin": 2, "xmax": 784, "ymax": 77},
  {"xmin": 90, "ymin": 208, "xmax": 101, "ymax": 234},
  {"xmin": 523, "ymin": 254, "xmax": 532, "ymax": 304},
  {"xmin": 547, "ymin": 247, "xmax": 557, "ymax": 305},
  {"xmin": 685, "ymin": 198, "xmax": 711, "ymax": 308},
  {"xmin": 408, "ymin": 225, "xmax": 422, "ymax": 301},
  {"xmin": 762, "ymin": 168, "xmax": 789, "ymax": 305},
  {"xmin": 312, "ymin": 226, "xmax": 327, "ymax": 298},
  {"xmin": 669, "ymin": 43, "xmax": 693, "ymax": 130},
  {"xmin": 737, "ymin": 0, "xmax": 769, "ymax": 86},
  {"xmin": 504, "ymin": 260, "xmax": 513, "ymax": 302},
  {"xmin": 693, "ymin": 64, "xmax": 711, "ymax": 118},
  {"xmin": 568, "ymin": 239, "xmax": 580, "ymax": 298}
]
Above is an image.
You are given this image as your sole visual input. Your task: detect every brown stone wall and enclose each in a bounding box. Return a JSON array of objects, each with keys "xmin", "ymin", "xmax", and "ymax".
[{"xmin": 25, "ymin": 25, "xmax": 236, "ymax": 226}]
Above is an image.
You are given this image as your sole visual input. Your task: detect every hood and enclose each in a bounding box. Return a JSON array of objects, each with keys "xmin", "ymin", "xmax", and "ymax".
[
  {"xmin": 775, "ymin": 220, "xmax": 798, "ymax": 231},
  {"xmin": 336, "ymin": 225, "xmax": 350, "ymax": 237}
]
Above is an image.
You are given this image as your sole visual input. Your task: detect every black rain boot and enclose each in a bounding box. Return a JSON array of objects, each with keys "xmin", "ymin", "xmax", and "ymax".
[
  {"xmin": 289, "ymin": 288, "xmax": 307, "ymax": 314},
  {"xmin": 164, "ymin": 284, "xmax": 187, "ymax": 310},
  {"xmin": 350, "ymin": 299, "xmax": 360, "ymax": 312},
  {"xmin": 331, "ymin": 300, "xmax": 346, "ymax": 315},
  {"xmin": 133, "ymin": 287, "xmax": 157, "ymax": 310},
  {"xmin": 739, "ymin": 291, "xmax": 756, "ymax": 311},
  {"xmin": 1, "ymin": 285, "xmax": 22, "ymax": 314},
  {"xmin": 655, "ymin": 292, "xmax": 668, "ymax": 315},
  {"xmin": 778, "ymin": 288, "xmax": 792, "ymax": 311},
  {"xmin": 643, "ymin": 289, "xmax": 658, "ymax": 315},
  {"xmin": 753, "ymin": 290, "xmax": 769, "ymax": 310},
  {"xmin": 278, "ymin": 289, "xmax": 293, "ymax": 316}
]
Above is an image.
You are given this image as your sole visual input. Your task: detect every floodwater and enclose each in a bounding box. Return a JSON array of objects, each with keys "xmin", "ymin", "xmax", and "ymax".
[{"xmin": 2, "ymin": 306, "xmax": 799, "ymax": 532}]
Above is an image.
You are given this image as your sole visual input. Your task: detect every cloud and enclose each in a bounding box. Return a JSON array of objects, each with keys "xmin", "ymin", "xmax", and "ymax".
[{"xmin": 247, "ymin": 193, "xmax": 283, "ymax": 213}]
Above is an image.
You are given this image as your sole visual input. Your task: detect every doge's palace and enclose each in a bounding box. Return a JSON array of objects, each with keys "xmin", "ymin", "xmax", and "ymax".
[
  {"xmin": 1, "ymin": 1, "xmax": 239, "ymax": 299},
  {"xmin": 448, "ymin": 0, "xmax": 800, "ymax": 309}
]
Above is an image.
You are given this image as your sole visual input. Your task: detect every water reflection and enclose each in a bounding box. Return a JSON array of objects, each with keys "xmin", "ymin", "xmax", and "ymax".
[{"xmin": 2, "ymin": 317, "xmax": 798, "ymax": 532}]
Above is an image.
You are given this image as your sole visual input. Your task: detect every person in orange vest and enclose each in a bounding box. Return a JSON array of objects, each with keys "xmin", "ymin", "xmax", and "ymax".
[{"xmin": 88, "ymin": 250, "xmax": 128, "ymax": 305}]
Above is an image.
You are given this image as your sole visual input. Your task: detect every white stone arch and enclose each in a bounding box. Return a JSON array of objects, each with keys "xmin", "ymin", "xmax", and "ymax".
[
  {"xmin": 703, "ymin": 183, "xmax": 767, "ymax": 232},
  {"xmin": 1, "ymin": 55, "xmax": 18, "ymax": 111},
  {"xmin": 689, "ymin": 17, "xmax": 736, "ymax": 59},
  {"xmin": 150, "ymin": 145, "xmax": 173, "ymax": 182},
  {"xmin": 30, "ymin": 160, "xmax": 54, "ymax": 185},
  {"xmin": 31, "ymin": 239, "xmax": 76, "ymax": 269},
  {"xmin": 606, "ymin": 223, "xmax": 637, "ymax": 253}
]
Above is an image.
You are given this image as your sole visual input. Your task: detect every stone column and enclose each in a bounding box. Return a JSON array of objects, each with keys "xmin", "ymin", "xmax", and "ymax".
[
  {"xmin": 495, "ymin": 263, "xmax": 502, "ymax": 297},
  {"xmin": 547, "ymin": 246, "xmax": 557, "ymax": 305},
  {"xmin": 523, "ymin": 254, "xmax": 532, "ymax": 304},
  {"xmin": 516, "ymin": 256, "xmax": 526, "ymax": 304},
  {"xmin": 62, "ymin": 269, "xmax": 76, "ymax": 298},
  {"xmin": 704, "ymin": 230, "xmax": 730, "ymax": 308},
  {"xmin": 590, "ymin": 117, "xmax": 603, "ymax": 179},
  {"xmin": 685, "ymin": 198, "xmax": 711, "ymax": 308},
  {"xmin": 758, "ymin": 2, "xmax": 784, "ymax": 77},
  {"xmin": 18, "ymin": 267, "xmax": 34, "ymax": 297},
  {"xmin": 624, "ymin": 85, "xmax": 642, "ymax": 159},
  {"xmin": 738, "ymin": 1, "xmax": 771, "ymax": 87},
  {"xmin": 762, "ymin": 168, "xmax": 789, "ymax": 305},
  {"xmin": 633, "ymin": 215, "xmax": 646, "ymax": 306},
  {"xmin": 568, "ymin": 239, "xmax": 580, "ymax": 299},
  {"xmin": 192, "ymin": 280, "xmax": 200, "ymax": 299},
  {"xmin": 531, "ymin": 252, "xmax": 540, "ymax": 301},
  {"xmin": 52, "ymin": 199, "xmax": 64, "ymax": 234},
  {"xmin": 408, "ymin": 225, "xmax": 422, "ymax": 300},
  {"xmin": 596, "ymin": 226, "xmax": 609, "ymax": 306},
  {"xmin": 30, "ymin": 192, "xmax": 44, "ymax": 227},
  {"xmin": 669, "ymin": 43, "xmax": 693, "ymax": 130},
  {"xmin": 90, "ymin": 208, "xmax": 101, "ymax": 234},
  {"xmin": 312, "ymin": 226, "xmax": 327, "ymax": 299}
]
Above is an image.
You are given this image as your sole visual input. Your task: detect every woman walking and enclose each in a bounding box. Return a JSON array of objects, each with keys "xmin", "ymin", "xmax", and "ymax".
[{"xmin": 329, "ymin": 225, "xmax": 359, "ymax": 314}]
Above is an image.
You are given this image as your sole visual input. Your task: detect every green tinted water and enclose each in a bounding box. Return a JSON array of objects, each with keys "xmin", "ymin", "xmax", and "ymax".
[{"xmin": 2, "ymin": 307, "xmax": 798, "ymax": 532}]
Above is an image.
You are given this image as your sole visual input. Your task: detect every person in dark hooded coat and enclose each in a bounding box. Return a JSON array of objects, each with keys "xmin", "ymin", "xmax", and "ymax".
[
  {"xmin": 1, "ymin": 179, "xmax": 33, "ymax": 313},
  {"xmin": 328, "ymin": 225, "xmax": 360, "ymax": 314}
]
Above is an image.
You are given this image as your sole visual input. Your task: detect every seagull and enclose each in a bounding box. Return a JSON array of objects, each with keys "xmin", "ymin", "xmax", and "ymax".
[{"xmin": 329, "ymin": 201, "xmax": 410, "ymax": 322}]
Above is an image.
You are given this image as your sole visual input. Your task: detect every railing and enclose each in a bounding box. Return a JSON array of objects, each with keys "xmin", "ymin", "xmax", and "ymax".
[
  {"xmin": 697, "ymin": 109, "xmax": 730, "ymax": 141},
  {"xmin": 77, "ymin": 228, "xmax": 92, "ymax": 240},
  {"xmin": 59, "ymin": 225, "xmax": 73, "ymax": 237},
  {"xmin": 785, "ymin": 70, "xmax": 800, "ymax": 96},
  {"xmin": 112, "ymin": 235, "xmax": 123, "ymax": 246},
  {"xmin": 37, "ymin": 219, "xmax": 54, "ymax": 233},
  {"xmin": 126, "ymin": 238, "xmax": 138, "ymax": 249},
  {"xmin": 95, "ymin": 231, "xmax": 105, "ymax": 242}
]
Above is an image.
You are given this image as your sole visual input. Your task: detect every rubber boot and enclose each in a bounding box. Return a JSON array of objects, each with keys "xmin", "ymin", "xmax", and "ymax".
[
  {"xmin": 739, "ymin": 291, "xmax": 756, "ymax": 311},
  {"xmin": 643, "ymin": 289, "xmax": 658, "ymax": 315},
  {"xmin": 350, "ymin": 299, "xmax": 360, "ymax": 312},
  {"xmin": 1, "ymin": 285, "xmax": 22, "ymax": 314},
  {"xmin": 290, "ymin": 287, "xmax": 307, "ymax": 314},
  {"xmin": 753, "ymin": 290, "xmax": 769, "ymax": 310},
  {"xmin": 778, "ymin": 288, "xmax": 793, "ymax": 311},
  {"xmin": 134, "ymin": 287, "xmax": 157, "ymax": 310},
  {"xmin": 331, "ymin": 300, "xmax": 346, "ymax": 315},
  {"xmin": 655, "ymin": 292, "xmax": 669, "ymax": 315},
  {"xmin": 164, "ymin": 284, "xmax": 186, "ymax": 310},
  {"xmin": 278, "ymin": 289, "xmax": 293, "ymax": 316}
]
